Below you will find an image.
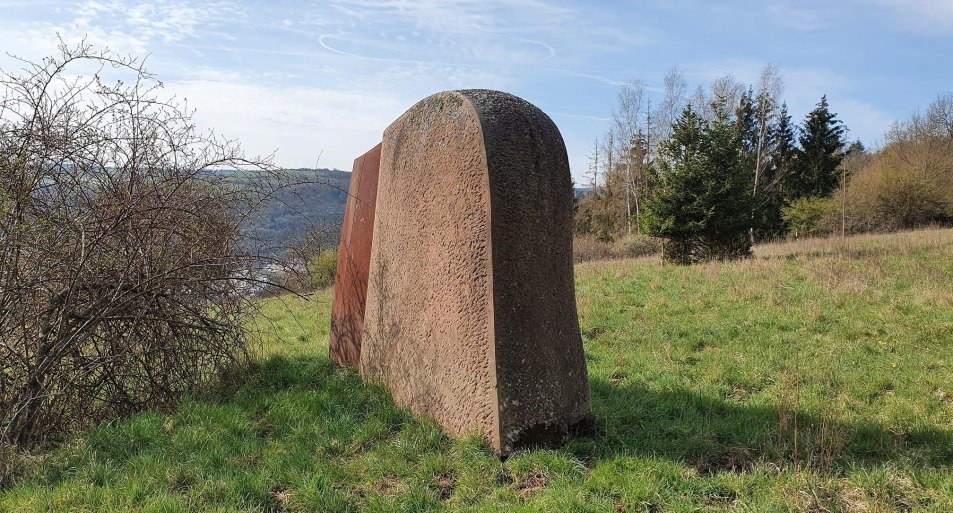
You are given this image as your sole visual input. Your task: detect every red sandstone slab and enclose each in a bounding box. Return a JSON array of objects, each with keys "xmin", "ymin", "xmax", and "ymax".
[
  {"xmin": 360, "ymin": 90, "xmax": 592, "ymax": 455},
  {"xmin": 329, "ymin": 143, "xmax": 381, "ymax": 366}
]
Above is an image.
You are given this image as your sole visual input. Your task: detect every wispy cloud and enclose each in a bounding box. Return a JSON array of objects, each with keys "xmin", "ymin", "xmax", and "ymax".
[
  {"xmin": 0, "ymin": 0, "xmax": 245, "ymax": 56},
  {"xmin": 315, "ymin": 31, "xmax": 557, "ymax": 67},
  {"xmin": 1, "ymin": 0, "xmax": 948, "ymax": 177},
  {"xmin": 868, "ymin": 0, "xmax": 953, "ymax": 34},
  {"xmin": 327, "ymin": 0, "xmax": 574, "ymax": 34},
  {"xmin": 831, "ymin": 97, "xmax": 895, "ymax": 147},
  {"xmin": 172, "ymin": 76, "xmax": 409, "ymax": 168},
  {"xmin": 766, "ymin": 0, "xmax": 953, "ymax": 35}
]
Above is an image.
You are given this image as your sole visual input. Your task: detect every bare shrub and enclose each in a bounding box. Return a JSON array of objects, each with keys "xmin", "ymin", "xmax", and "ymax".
[
  {"xmin": 828, "ymin": 94, "xmax": 953, "ymax": 234},
  {"xmin": 573, "ymin": 234, "xmax": 662, "ymax": 263},
  {"xmin": 0, "ymin": 445, "xmax": 19, "ymax": 488},
  {"xmin": 0, "ymin": 40, "xmax": 302, "ymax": 450},
  {"xmin": 835, "ymin": 149, "xmax": 952, "ymax": 233}
]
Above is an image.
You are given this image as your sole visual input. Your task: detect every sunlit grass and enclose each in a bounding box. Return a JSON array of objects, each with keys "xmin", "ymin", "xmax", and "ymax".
[{"xmin": 2, "ymin": 228, "xmax": 952, "ymax": 512}]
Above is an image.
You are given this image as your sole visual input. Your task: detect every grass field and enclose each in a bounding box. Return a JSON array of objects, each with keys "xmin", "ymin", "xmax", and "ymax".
[{"xmin": 2, "ymin": 228, "xmax": 952, "ymax": 512}]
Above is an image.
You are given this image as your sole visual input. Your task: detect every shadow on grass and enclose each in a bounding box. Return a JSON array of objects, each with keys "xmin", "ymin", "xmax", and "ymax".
[
  {"xmin": 218, "ymin": 355, "xmax": 951, "ymax": 473},
  {"xmin": 580, "ymin": 378, "xmax": 952, "ymax": 473}
]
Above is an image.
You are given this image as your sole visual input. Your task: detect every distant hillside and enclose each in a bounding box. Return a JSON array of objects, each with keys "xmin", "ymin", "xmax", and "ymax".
[{"xmin": 244, "ymin": 168, "xmax": 350, "ymax": 252}]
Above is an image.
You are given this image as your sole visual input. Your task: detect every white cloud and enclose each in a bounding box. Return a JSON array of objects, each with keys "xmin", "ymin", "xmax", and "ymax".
[
  {"xmin": 869, "ymin": 0, "xmax": 953, "ymax": 33},
  {"xmin": 169, "ymin": 78, "xmax": 410, "ymax": 169},
  {"xmin": 316, "ymin": 31, "xmax": 556, "ymax": 68},
  {"xmin": 1, "ymin": 0, "xmax": 926, "ymax": 175},
  {"xmin": 68, "ymin": 0, "xmax": 244, "ymax": 52},
  {"xmin": 769, "ymin": 0, "xmax": 953, "ymax": 34}
]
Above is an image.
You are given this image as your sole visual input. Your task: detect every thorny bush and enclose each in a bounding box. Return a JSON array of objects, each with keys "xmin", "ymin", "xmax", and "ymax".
[{"xmin": 0, "ymin": 39, "xmax": 308, "ymax": 461}]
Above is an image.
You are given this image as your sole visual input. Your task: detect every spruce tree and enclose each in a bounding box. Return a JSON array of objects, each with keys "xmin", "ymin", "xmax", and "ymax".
[
  {"xmin": 644, "ymin": 106, "xmax": 706, "ymax": 263},
  {"xmin": 703, "ymin": 100, "xmax": 755, "ymax": 258},
  {"xmin": 788, "ymin": 95, "xmax": 846, "ymax": 199},
  {"xmin": 755, "ymin": 102, "xmax": 796, "ymax": 236},
  {"xmin": 735, "ymin": 88, "xmax": 759, "ymax": 172},
  {"xmin": 773, "ymin": 103, "xmax": 797, "ymax": 186},
  {"xmin": 644, "ymin": 103, "xmax": 753, "ymax": 263}
]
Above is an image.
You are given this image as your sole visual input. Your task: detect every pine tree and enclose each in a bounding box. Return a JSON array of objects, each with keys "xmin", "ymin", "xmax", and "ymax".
[
  {"xmin": 788, "ymin": 95, "xmax": 846, "ymax": 199},
  {"xmin": 644, "ymin": 103, "xmax": 753, "ymax": 263}
]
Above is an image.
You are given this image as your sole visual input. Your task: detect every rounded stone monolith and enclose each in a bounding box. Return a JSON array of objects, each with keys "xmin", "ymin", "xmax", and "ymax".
[{"xmin": 360, "ymin": 90, "xmax": 592, "ymax": 455}]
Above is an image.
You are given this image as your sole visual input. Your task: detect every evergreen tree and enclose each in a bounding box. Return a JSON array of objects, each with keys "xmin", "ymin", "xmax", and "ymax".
[
  {"xmin": 788, "ymin": 95, "xmax": 846, "ymax": 199},
  {"xmin": 753, "ymin": 102, "xmax": 795, "ymax": 237},
  {"xmin": 644, "ymin": 106, "xmax": 705, "ymax": 262},
  {"xmin": 735, "ymin": 88, "xmax": 759, "ymax": 173},
  {"xmin": 845, "ymin": 139, "xmax": 866, "ymax": 156},
  {"xmin": 644, "ymin": 103, "xmax": 753, "ymax": 263},
  {"xmin": 772, "ymin": 103, "xmax": 797, "ymax": 187},
  {"xmin": 703, "ymin": 100, "xmax": 756, "ymax": 258}
]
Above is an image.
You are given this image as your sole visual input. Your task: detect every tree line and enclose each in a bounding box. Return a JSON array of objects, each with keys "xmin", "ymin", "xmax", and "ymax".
[{"xmin": 576, "ymin": 66, "xmax": 953, "ymax": 263}]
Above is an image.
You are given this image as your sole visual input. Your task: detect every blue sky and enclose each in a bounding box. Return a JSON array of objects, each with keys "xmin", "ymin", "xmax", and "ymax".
[{"xmin": 2, "ymin": 1, "xmax": 952, "ymax": 180}]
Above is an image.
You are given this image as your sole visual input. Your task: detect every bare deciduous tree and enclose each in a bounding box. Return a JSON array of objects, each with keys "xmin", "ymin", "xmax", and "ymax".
[
  {"xmin": 612, "ymin": 81, "xmax": 647, "ymax": 235},
  {"xmin": 652, "ymin": 67, "xmax": 687, "ymax": 154},
  {"xmin": 585, "ymin": 137, "xmax": 601, "ymax": 190},
  {"xmin": 752, "ymin": 64, "xmax": 784, "ymax": 200},
  {"xmin": 0, "ymin": 39, "xmax": 307, "ymax": 450}
]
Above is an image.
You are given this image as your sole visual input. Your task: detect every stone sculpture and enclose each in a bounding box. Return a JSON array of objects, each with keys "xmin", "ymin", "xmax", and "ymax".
[
  {"xmin": 329, "ymin": 143, "xmax": 380, "ymax": 366},
  {"xmin": 354, "ymin": 90, "xmax": 592, "ymax": 455}
]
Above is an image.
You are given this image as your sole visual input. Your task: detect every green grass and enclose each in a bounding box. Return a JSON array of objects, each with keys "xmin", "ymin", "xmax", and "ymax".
[{"xmin": 3, "ymin": 228, "xmax": 952, "ymax": 512}]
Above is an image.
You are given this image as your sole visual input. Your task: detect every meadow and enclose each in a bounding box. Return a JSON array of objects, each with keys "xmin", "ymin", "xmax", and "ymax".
[{"xmin": 1, "ymin": 228, "xmax": 951, "ymax": 512}]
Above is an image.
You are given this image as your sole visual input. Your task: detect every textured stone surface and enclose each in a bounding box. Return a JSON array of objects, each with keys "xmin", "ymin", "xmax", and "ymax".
[
  {"xmin": 360, "ymin": 90, "xmax": 592, "ymax": 454},
  {"xmin": 329, "ymin": 143, "xmax": 381, "ymax": 366}
]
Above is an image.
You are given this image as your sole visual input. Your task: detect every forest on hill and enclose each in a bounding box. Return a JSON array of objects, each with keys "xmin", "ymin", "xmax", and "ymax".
[{"xmin": 242, "ymin": 168, "xmax": 350, "ymax": 253}]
